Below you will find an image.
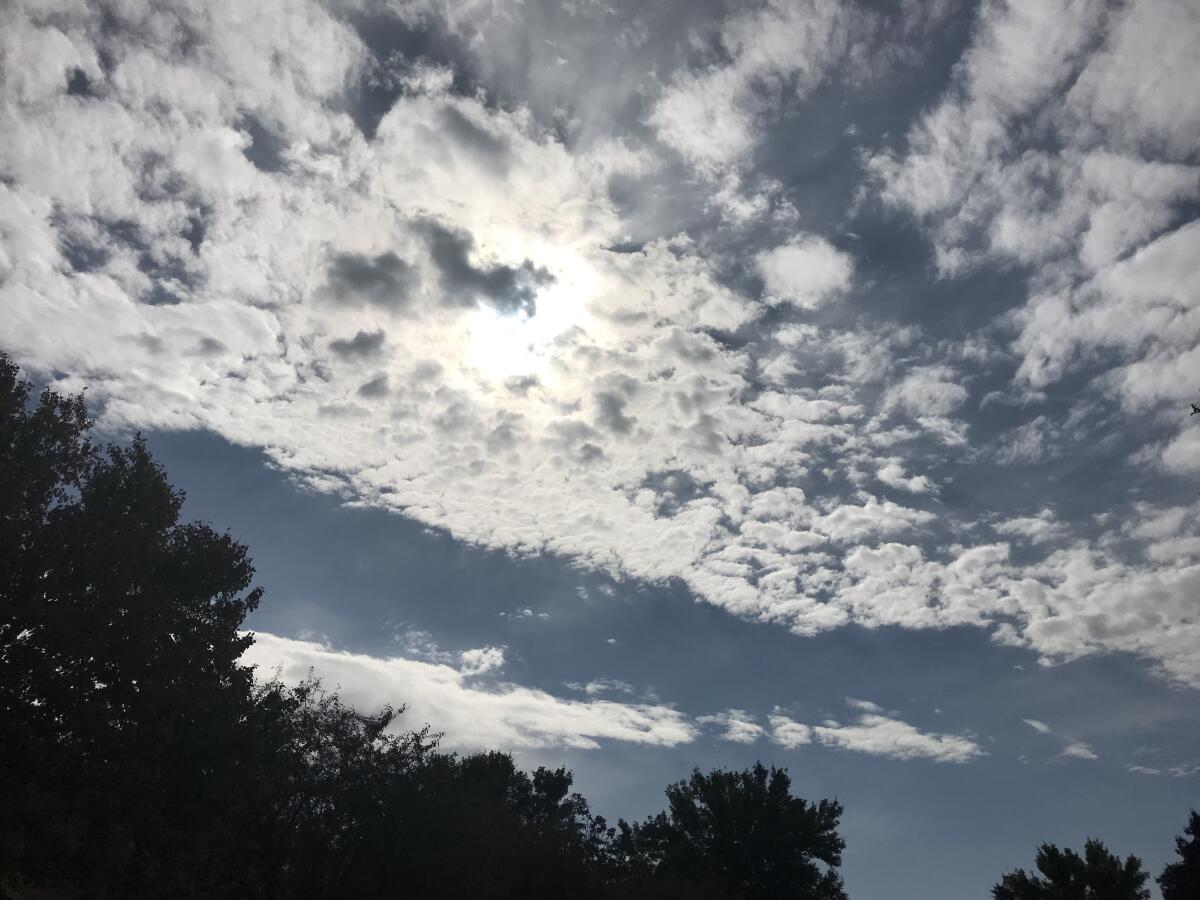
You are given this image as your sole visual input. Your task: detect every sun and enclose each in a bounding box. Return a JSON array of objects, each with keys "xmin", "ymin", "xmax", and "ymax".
[{"xmin": 463, "ymin": 252, "xmax": 597, "ymax": 382}]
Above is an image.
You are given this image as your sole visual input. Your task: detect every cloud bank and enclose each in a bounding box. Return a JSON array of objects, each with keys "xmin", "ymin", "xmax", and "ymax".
[{"xmin": 2, "ymin": 0, "xmax": 1199, "ymax": 693}]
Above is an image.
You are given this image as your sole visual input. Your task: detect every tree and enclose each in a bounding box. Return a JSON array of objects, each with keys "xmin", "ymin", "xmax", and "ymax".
[
  {"xmin": 992, "ymin": 839, "xmax": 1150, "ymax": 900},
  {"xmin": 613, "ymin": 763, "xmax": 848, "ymax": 900},
  {"xmin": 0, "ymin": 355, "xmax": 276, "ymax": 897},
  {"xmin": 1158, "ymin": 811, "xmax": 1200, "ymax": 900}
]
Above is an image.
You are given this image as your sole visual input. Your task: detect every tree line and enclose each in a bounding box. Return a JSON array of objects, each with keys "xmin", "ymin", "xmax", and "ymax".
[{"xmin": 0, "ymin": 354, "xmax": 1195, "ymax": 899}]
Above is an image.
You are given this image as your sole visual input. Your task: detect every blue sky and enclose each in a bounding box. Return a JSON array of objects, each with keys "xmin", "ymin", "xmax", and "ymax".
[{"xmin": 2, "ymin": 0, "xmax": 1199, "ymax": 895}]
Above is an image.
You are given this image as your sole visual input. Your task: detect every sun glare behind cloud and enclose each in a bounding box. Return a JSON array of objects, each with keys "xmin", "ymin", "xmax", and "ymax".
[{"xmin": 464, "ymin": 253, "xmax": 597, "ymax": 381}]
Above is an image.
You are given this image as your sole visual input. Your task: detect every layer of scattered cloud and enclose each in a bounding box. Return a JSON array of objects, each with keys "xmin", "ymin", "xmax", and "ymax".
[
  {"xmin": 247, "ymin": 637, "xmax": 988, "ymax": 764},
  {"xmin": 2, "ymin": 0, "xmax": 1200, "ymax": 702},
  {"xmin": 871, "ymin": 0, "xmax": 1200, "ymax": 470}
]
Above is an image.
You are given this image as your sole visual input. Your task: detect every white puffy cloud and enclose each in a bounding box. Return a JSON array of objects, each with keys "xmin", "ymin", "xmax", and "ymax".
[
  {"xmin": 459, "ymin": 646, "xmax": 506, "ymax": 676},
  {"xmin": 994, "ymin": 510, "xmax": 1068, "ymax": 545},
  {"xmin": 882, "ymin": 366, "xmax": 968, "ymax": 419},
  {"xmin": 697, "ymin": 709, "xmax": 767, "ymax": 744},
  {"xmin": 875, "ymin": 460, "xmax": 935, "ymax": 494},
  {"xmin": 756, "ymin": 236, "xmax": 854, "ymax": 309},
  {"xmin": 768, "ymin": 714, "xmax": 814, "ymax": 749}
]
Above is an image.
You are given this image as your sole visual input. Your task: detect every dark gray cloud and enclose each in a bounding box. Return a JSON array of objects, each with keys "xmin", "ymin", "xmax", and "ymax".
[
  {"xmin": 181, "ymin": 209, "xmax": 208, "ymax": 254},
  {"xmin": 440, "ymin": 106, "xmax": 509, "ymax": 173},
  {"xmin": 325, "ymin": 251, "xmax": 416, "ymax": 309},
  {"xmin": 66, "ymin": 67, "xmax": 95, "ymax": 98},
  {"xmin": 137, "ymin": 248, "xmax": 201, "ymax": 305},
  {"xmin": 504, "ymin": 375, "xmax": 541, "ymax": 396},
  {"xmin": 55, "ymin": 215, "xmax": 141, "ymax": 274},
  {"xmin": 196, "ymin": 336, "xmax": 226, "ymax": 356},
  {"xmin": 330, "ymin": 329, "xmax": 386, "ymax": 360},
  {"xmin": 594, "ymin": 391, "xmax": 636, "ymax": 435},
  {"xmin": 358, "ymin": 373, "xmax": 390, "ymax": 398},
  {"xmin": 636, "ymin": 469, "xmax": 713, "ymax": 518},
  {"xmin": 418, "ymin": 220, "xmax": 553, "ymax": 316},
  {"xmin": 343, "ymin": 13, "xmax": 478, "ymax": 140}
]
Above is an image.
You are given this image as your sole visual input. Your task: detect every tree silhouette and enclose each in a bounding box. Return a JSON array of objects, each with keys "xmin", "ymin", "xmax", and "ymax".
[
  {"xmin": 992, "ymin": 839, "xmax": 1150, "ymax": 900},
  {"xmin": 614, "ymin": 763, "xmax": 848, "ymax": 900},
  {"xmin": 1158, "ymin": 810, "xmax": 1200, "ymax": 900},
  {"xmin": 0, "ymin": 355, "xmax": 280, "ymax": 896}
]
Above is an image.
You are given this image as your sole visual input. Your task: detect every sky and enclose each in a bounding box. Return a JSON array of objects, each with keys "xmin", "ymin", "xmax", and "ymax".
[{"xmin": 1, "ymin": 0, "xmax": 1198, "ymax": 895}]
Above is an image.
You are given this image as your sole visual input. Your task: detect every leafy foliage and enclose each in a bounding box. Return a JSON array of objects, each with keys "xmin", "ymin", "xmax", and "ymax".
[
  {"xmin": 1158, "ymin": 810, "xmax": 1200, "ymax": 900},
  {"xmin": 613, "ymin": 764, "xmax": 847, "ymax": 899},
  {"xmin": 992, "ymin": 839, "xmax": 1150, "ymax": 900}
]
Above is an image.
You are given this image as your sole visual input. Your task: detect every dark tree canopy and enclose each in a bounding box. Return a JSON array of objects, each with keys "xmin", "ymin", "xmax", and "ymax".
[
  {"xmin": 613, "ymin": 763, "xmax": 848, "ymax": 900},
  {"xmin": 1158, "ymin": 810, "xmax": 1200, "ymax": 900},
  {"xmin": 0, "ymin": 355, "xmax": 274, "ymax": 897},
  {"xmin": 992, "ymin": 839, "xmax": 1150, "ymax": 900}
]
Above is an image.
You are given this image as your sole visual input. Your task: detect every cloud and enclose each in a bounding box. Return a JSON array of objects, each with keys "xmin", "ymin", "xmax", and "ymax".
[
  {"xmin": 768, "ymin": 715, "xmax": 814, "ymax": 749},
  {"xmin": 247, "ymin": 637, "xmax": 991, "ymax": 763},
  {"xmin": 325, "ymin": 251, "xmax": 416, "ymax": 310},
  {"xmin": 770, "ymin": 700, "xmax": 984, "ymax": 764},
  {"xmin": 870, "ymin": 0, "xmax": 1200, "ymax": 469},
  {"xmin": 459, "ymin": 645, "xmax": 505, "ymax": 676},
  {"xmin": 882, "ymin": 366, "xmax": 968, "ymax": 419},
  {"xmin": 697, "ymin": 709, "xmax": 767, "ymax": 744},
  {"xmin": 245, "ymin": 633, "xmax": 696, "ymax": 751},
  {"xmin": 1021, "ymin": 716, "xmax": 1105, "ymax": 763},
  {"xmin": 648, "ymin": 0, "xmax": 878, "ymax": 177},
  {"xmin": 564, "ymin": 678, "xmax": 637, "ymax": 697},
  {"xmin": 329, "ymin": 329, "xmax": 386, "ymax": 360},
  {"xmin": 1126, "ymin": 763, "xmax": 1199, "ymax": 778},
  {"xmin": 417, "ymin": 219, "xmax": 554, "ymax": 316},
  {"xmin": 756, "ymin": 236, "xmax": 854, "ymax": 309},
  {"xmin": 1060, "ymin": 742, "xmax": 1099, "ymax": 761},
  {"xmin": 876, "ymin": 461, "xmax": 935, "ymax": 495},
  {"xmin": 846, "ymin": 697, "xmax": 885, "ymax": 714},
  {"xmin": 812, "ymin": 713, "xmax": 985, "ymax": 763},
  {"xmin": 994, "ymin": 510, "xmax": 1068, "ymax": 545},
  {"xmin": 3, "ymin": 0, "xmax": 1200, "ymax": 699}
]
